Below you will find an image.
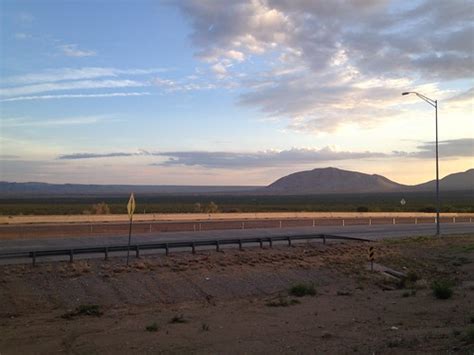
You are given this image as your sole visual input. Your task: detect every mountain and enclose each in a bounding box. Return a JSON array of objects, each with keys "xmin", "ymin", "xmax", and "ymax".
[
  {"xmin": 263, "ymin": 167, "xmax": 474, "ymax": 195},
  {"xmin": 0, "ymin": 182, "xmax": 259, "ymax": 197},
  {"xmin": 264, "ymin": 167, "xmax": 406, "ymax": 194},
  {"xmin": 411, "ymin": 168, "xmax": 474, "ymax": 192},
  {"xmin": 0, "ymin": 168, "xmax": 472, "ymax": 197}
]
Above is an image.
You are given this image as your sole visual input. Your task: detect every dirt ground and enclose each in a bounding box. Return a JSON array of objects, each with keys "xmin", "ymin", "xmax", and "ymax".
[{"xmin": 1, "ymin": 235, "xmax": 473, "ymax": 354}]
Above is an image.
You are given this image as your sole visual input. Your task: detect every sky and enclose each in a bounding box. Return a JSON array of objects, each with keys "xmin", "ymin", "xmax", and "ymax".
[{"xmin": 0, "ymin": 0, "xmax": 473, "ymax": 186}]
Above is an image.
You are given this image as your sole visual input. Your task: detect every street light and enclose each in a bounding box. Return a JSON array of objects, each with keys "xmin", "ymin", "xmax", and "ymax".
[{"xmin": 402, "ymin": 91, "xmax": 440, "ymax": 236}]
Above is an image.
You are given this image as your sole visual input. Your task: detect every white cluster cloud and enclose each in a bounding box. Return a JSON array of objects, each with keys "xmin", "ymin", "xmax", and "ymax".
[
  {"xmin": 59, "ymin": 44, "xmax": 96, "ymax": 57},
  {"xmin": 174, "ymin": 0, "xmax": 474, "ymax": 132}
]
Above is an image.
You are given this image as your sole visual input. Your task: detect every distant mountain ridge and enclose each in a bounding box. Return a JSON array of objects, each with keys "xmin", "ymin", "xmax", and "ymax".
[
  {"xmin": 0, "ymin": 168, "xmax": 472, "ymax": 197},
  {"xmin": 263, "ymin": 167, "xmax": 473, "ymax": 195},
  {"xmin": 0, "ymin": 182, "xmax": 259, "ymax": 197}
]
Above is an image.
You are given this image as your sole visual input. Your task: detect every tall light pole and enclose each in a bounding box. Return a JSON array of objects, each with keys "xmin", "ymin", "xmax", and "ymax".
[{"xmin": 402, "ymin": 91, "xmax": 440, "ymax": 236}]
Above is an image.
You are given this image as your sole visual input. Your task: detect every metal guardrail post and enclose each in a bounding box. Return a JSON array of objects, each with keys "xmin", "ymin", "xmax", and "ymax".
[
  {"xmin": 323, "ymin": 235, "xmax": 326, "ymax": 245},
  {"xmin": 165, "ymin": 244, "xmax": 169, "ymax": 256},
  {"xmin": 69, "ymin": 250, "xmax": 74, "ymax": 263},
  {"xmin": 287, "ymin": 236, "xmax": 292, "ymax": 246},
  {"xmin": 192, "ymin": 243, "xmax": 196, "ymax": 254},
  {"xmin": 269, "ymin": 238, "xmax": 273, "ymax": 248},
  {"xmin": 104, "ymin": 247, "xmax": 108, "ymax": 260},
  {"xmin": 32, "ymin": 251, "xmax": 36, "ymax": 266},
  {"xmin": 216, "ymin": 240, "xmax": 220, "ymax": 252},
  {"xmin": 136, "ymin": 245, "xmax": 140, "ymax": 258},
  {"xmin": 239, "ymin": 239, "xmax": 243, "ymax": 250}
]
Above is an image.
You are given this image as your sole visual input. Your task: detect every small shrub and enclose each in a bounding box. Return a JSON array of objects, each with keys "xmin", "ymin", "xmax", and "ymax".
[
  {"xmin": 201, "ymin": 323, "xmax": 210, "ymax": 331},
  {"xmin": 91, "ymin": 202, "xmax": 111, "ymax": 215},
  {"xmin": 289, "ymin": 283, "xmax": 316, "ymax": 297},
  {"xmin": 465, "ymin": 326, "xmax": 474, "ymax": 343},
  {"xmin": 470, "ymin": 315, "xmax": 474, "ymax": 324},
  {"xmin": 146, "ymin": 322, "xmax": 159, "ymax": 332},
  {"xmin": 356, "ymin": 206, "xmax": 369, "ymax": 212},
  {"xmin": 61, "ymin": 304, "xmax": 103, "ymax": 319},
  {"xmin": 431, "ymin": 280, "xmax": 453, "ymax": 299},
  {"xmin": 204, "ymin": 201, "xmax": 219, "ymax": 213},
  {"xmin": 169, "ymin": 314, "xmax": 187, "ymax": 324},
  {"xmin": 406, "ymin": 271, "xmax": 419, "ymax": 283}
]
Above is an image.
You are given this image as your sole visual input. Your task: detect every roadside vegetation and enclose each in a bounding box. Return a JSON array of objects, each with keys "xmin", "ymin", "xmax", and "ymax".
[{"xmin": 0, "ymin": 190, "xmax": 473, "ymax": 215}]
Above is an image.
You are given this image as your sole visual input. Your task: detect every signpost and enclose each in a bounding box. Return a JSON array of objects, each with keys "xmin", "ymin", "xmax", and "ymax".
[
  {"xmin": 368, "ymin": 246, "xmax": 375, "ymax": 271},
  {"xmin": 126, "ymin": 193, "xmax": 136, "ymax": 265}
]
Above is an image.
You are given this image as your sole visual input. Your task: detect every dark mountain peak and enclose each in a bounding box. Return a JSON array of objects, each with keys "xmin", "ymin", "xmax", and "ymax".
[{"xmin": 265, "ymin": 167, "xmax": 405, "ymax": 194}]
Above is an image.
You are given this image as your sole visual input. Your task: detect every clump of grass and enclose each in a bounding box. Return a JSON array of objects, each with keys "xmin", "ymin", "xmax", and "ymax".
[
  {"xmin": 431, "ymin": 280, "xmax": 453, "ymax": 299},
  {"xmin": 266, "ymin": 295, "xmax": 301, "ymax": 307},
  {"xmin": 169, "ymin": 314, "xmax": 187, "ymax": 324},
  {"xmin": 201, "ymin": 323, "xmax": 210, "ymax": 331},
  {"xmin": 406, "ymin": 271, "xmax": 419, "ymax": 283},
  {"xmin": 402, "ymin": 289, "xmax": 417, "ymax": 298},
  {"xmin": 61, "ymin": 304, "xmax": 103, "ymax": 319},
  {"xmin": 469, "ymin": 315, "xmax": 474, "ymax": 324},
  {"xmin": 145, "ymin": 322, "xmax": 159, "ymax": 332},
  {"xmin": 289, "ymin": 283, "xmax": 316, "ymax": 297},
  {"xmin": 464, "ymin": 326, "xmax": 474, "ymax": 343}
]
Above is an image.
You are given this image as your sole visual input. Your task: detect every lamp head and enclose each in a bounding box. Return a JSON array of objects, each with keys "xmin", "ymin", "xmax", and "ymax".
[{"xmin": 402, "ymin": 92, "xmax": 410, "ymax": 96}]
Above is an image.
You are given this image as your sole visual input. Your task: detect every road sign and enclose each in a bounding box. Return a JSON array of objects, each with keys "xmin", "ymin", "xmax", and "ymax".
[
  {"xmin": 127, "ymin": 193, "xmax": 136, "ymax": 220},
  {"xmin": 400, "ymin": 198, "xmax": 406, "ymax": 206},
  {"xmin": 368, "ymin": 246, "xmax": 375, "ymax": 271},
  {"xmin": 126, "ymin": 193, "xmax": 135, "ymax": 266},
  {"xmin": 368, "ymin": 246, "xmax": 374, "ymax": 261}
]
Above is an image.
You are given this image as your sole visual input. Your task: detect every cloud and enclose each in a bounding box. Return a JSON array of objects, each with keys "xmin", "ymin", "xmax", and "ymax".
[
  {"xmin": 57, "ymin": 138, "xmax": 473, "ymax": 168},
  {"xmin": 17, "ymin": 12, "xmax": 34, "ymax": 23},
  {"xmin": 446, "ymin": 87, "xmax": 474, "ymax": 105},
  {"xmin": 173, "ymin": 0, "xmax": 474, "ymax": 132},
  {"xmin": 59, "ymin": 44, "xmax": 96, "ymax": 57},
  {"xmin": 59, "ymin": 152, "xmax": 136, "ymax": 160},
  {"xmin": 406, "ymin": 138, "xmax": 474, "ymax": 159},
  {"xmin": 2, "ymin": 115, "xmax": 116, "ymax": 128},
  {"xmin": 2, "ymin": 67, "xmax": 168, "ymax": 86},
  {"xmin": 14, "ymin": 33, "xmax": 31, "ymax": 40},
  {"xmin": 0, "ymin": 79, "xmax": 146, "ymax": 97},
  {"xmin": 1, "ymin": 92, "xmax": 151, "ymax": 103},
  {"xmin": 154, "ymin": 148, "xmax": 387, "ymax": 168}
]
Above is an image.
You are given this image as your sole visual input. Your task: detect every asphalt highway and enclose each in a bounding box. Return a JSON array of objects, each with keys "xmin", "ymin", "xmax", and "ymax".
[{"xmin": 1, "ymin": 223, "xmax": 472, "ymax": 254}]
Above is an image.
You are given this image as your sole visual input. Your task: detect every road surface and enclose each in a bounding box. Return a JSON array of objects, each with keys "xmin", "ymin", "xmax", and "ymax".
[{"xmin": 1, "ymin": 223, "xmax": 472, "ymax": 255}]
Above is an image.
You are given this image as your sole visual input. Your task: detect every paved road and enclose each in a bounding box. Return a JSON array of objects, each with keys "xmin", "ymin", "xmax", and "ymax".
[{"xmin": 1, "ymin": 223, "xmax": 472, "ymax": 253}]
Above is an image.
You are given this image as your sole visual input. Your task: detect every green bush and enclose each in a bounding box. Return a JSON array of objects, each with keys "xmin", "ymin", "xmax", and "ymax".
[
  {"xmin": 61, "ymin": 304, "xmax": 103, "ymax": 319},
  {"xmin": 431, "ymin": 280, "xmax": 453, "ymax": 299},
  {"xmin": 145, "ymin": 322, "xmax": 159, "ymax": 332},
  {"xmin": 464, "ymin": 326, "xmax": 474, "ymax": 343},
  {"xmin": 289, "ymin": 283, "xmax": 316, "ymax": 297}
]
